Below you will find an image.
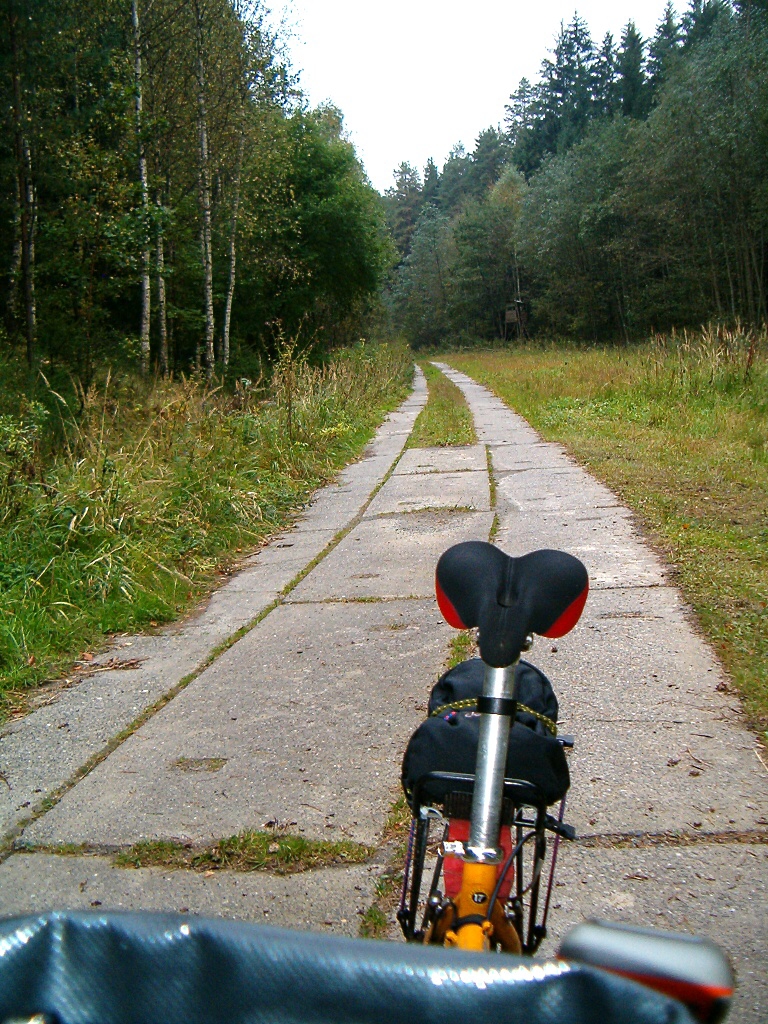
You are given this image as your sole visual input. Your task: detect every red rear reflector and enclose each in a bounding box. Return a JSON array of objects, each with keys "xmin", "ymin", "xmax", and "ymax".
[
  {"xmin": 436, "ymin": 577, "xmax": 466, "ymax": 629},
  {"xmin": 542, "ymin": 583, "xmax": 589, "ymax": 638}
]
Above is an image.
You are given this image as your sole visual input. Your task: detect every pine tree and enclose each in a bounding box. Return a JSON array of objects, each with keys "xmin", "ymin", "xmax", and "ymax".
[
  {"xmin": 617, "ymin": 21, "xmax": 650, "ymax": 118},
  {"xmin": 733, "ymin": 0, "xmax": 768, "ymax": 16},
  {"xmin": 681, "ymin": 1, "xmax": 731, "ymax": 49},
  {"xmin": 504, "ymin": 77, "xmax": 544, "ymax": 176},
  {"xmin": 438, "ymin": 144, "xmax": 472, "ymax": 213},
  {"xmin": 593, "ymin": 33, "xmax": 619, "ymax": 117},
  {"xmin": 422, "ymin": 158, "xmax": 440, "ymax": 206},
  {"xmin": 467, "ymin": 128, "xmax": 508, "ymax": 197},
  {"xmin": 384, "ymin": 162, "xmax": 423, "ymax": 257},
  {"xmin": 542, "ymin": 15, "xmax": 597, "ymax": 151},
  {"xmin": 648, "ymin": 2, "xmax": 681, "ymax": 97}
]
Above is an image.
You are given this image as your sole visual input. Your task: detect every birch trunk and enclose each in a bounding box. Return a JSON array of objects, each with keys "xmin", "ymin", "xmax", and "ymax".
[
  {"xmin": 6, "ymin": 181, "xmax": 22, "ymax": 332},
  {"xmin": 9, "ymin": 6, "xmax": 37, "ymax": 365},
  {"xmin": 194, "ymin": 0, "xmax": 215, "ymax": 379},
  {"xmin": 222, "ymin": 130, "xmax": 245, "ymax": 368},
  {"xmin": 132, "ymin": 0, "xmax": 151, "ymax": 375},
  {"xmin": 156, "ymin": 196, "xmax": 168, "ymax": 377}
]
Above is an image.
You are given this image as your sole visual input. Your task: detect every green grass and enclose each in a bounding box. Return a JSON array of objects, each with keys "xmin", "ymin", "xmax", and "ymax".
[
  {"xmin": 449, "ymin": 325, "xmax": 768, "ymax": 727},
  {"xmin": 408, "ymin": 362, "xmax": 476, "ymax": 448},
  {"xmin": 109, "ymin": 830, "xmax": 375, "ymax": 874},
  {"xmin": 447, "ymin": 631, "xmax": 476, "ymax": 668},
  {"xmin": 0, "ymin": 343, "xmax": 412, "ymax": 717}
]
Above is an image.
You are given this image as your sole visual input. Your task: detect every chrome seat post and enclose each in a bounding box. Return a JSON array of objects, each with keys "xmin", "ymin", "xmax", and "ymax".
[{"xmin": 465, "ymin": 660, "xmax": 518, "ymax": 863}]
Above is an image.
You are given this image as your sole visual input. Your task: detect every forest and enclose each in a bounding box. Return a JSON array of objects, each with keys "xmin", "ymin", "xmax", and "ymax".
[
  {"xmin": 3, "ymin": 1, "xmax": 767, "ymax": 374},
  {"xmin": 0, "ymin": 0, "xmax": 392, "ymax": 382},
  {"xmin": 386, "ymin": 0, "xmax": 768, "ymax": 346}
]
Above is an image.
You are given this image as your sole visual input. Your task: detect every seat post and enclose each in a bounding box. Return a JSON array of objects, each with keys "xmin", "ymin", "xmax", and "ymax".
[{"xmin": 465, "ymin": 660, "xmax": 518, "ymax": 862}]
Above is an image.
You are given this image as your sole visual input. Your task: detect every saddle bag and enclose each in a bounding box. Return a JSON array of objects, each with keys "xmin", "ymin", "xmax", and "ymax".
[{"xmin": 402, "ymin": 658, "xmax": 569, "ymax": 807}]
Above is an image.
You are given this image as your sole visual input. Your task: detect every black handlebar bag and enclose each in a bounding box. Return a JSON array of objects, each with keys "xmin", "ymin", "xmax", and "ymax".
[{"xmin": 0, "ymin": 910, "xmax": 696, "ymax": 1024}]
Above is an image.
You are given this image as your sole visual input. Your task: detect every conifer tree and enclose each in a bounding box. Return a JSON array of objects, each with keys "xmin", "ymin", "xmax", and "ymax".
[
  {"xmin": 648, "ymin": 2, "xmax": 681, "ymax": 97},
  {"xmin": 593, "ymin": 33, "xmax": 619, "ymax": 117},
  {"xmin": 617, "ymin": 21, "xmax": 650, "ymax": 118}
]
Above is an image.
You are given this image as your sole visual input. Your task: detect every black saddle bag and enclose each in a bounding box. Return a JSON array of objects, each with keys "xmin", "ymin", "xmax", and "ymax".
[{"xmin": 402, "ymin": 658, "xmax": 569, "ymax": 807}]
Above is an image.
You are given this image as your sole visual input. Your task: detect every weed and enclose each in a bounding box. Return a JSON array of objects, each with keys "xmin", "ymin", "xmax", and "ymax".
[
  {"xmin": 358, "ymin": 793, "xmax": 411, "ymax": 940},
  {"xmin": 486, "ymin": 445, "xmax": 497, "ymax": 508},
  {"xmin": 447, "ymin": 631, "xmax": 477, "ymax": 669},
  {"xmin": 113, "ymin": 830, "xmax": 374, "ymax": 874},
  {"xmin": 359, "ymin": 903, "xmax": 389, "ymax": 938}
]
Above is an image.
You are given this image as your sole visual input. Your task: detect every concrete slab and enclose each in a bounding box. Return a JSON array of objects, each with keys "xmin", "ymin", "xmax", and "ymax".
[
  {"xmin": 0, "ymin": 634, "xmax": 202, "ymax": 840},
  {"xmin": 20, "ymin": 600, "xmax": 453, "ymax": 849},
  {"xmin": 495, "ymin": 467, "xmax": 622, "ymax": 511},
  {"xmin": 488, "ymin": 442, "xmax": 575, "ymax": 472},
  {"xmin": 538, "ymin": 842, "xmax": 768, "ymax": 1024},
  {"xmin": 287, "ymin": 511, "xmax": 494, "ymax": 602},
  {"xmin": 0, "ymin": 853, "xmax": 380, "ymax": 938},
  {"xmin": 494, "ymin": 506, "xmax": 668, "ymax": 589},
  {"xmin": 240, "ymin": 528, "xmax": 338, "ymax": 575},
  {"xmin": 563, "ymin": 717, "xmax": 767, "ymax": 836},
  {"xmin": 395, "ymin": 446, "xmax": 487, "ymax": 475},
  {"xmin": 365, "ymin": 471, "xmax": 490, "ymax": 516},
  {"xmin": 296, "ymin": 457, "xmax": 395, "ymax": 533}
]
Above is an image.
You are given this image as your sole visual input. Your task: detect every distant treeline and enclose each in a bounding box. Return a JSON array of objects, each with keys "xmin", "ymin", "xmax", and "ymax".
[
  {"xmin": 1, "ymin": 0, "xmax": 392, "ymax": 380},
  {"xmin": 386, "ymin": 1, "xmax": 768, "ymax": 345}
]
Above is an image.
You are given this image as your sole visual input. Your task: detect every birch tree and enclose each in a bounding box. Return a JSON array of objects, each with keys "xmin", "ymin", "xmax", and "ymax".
[
  {"xmin": 7, "ymin": 0, "xmax": 37, "ymax": 365},
  {"xmin": 132, "ymin": 0, "xmax": 151, "ymax": 375}
]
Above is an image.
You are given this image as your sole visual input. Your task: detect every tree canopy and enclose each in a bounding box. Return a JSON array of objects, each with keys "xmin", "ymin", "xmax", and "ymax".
[
  {"xmin": 386, "ymin": 0, "xmax": 768, "ymax": 346},
  {"xmin": 0, "ymin": 0, "xmax": 392, "ymax": 378}
]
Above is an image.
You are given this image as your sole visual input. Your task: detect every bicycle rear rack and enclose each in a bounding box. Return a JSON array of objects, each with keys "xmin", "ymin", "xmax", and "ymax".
[{"xmin": 398, "ymin": 771, "xmax": 575, "ymax": 955}]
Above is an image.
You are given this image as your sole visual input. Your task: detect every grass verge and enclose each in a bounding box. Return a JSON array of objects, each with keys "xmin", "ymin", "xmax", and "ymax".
[
  {"xmin": 107, "ymin": 830, "xmax": 373, "ymax": 874},
  {"xmin": 449, "ymin": 325, "xmax": 768, "ymax": 727},
  {"xmin": 0, "ymin": 342, "xmax": 412, "ymax": 718},
  {"xmin": 408, "ymin": 362, "xmax": 476, "ymax": 448}
]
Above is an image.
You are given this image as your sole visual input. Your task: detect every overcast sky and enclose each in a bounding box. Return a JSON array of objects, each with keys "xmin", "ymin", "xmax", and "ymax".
[{"xmin": 279, "ymin": 1, "xmax": 679, "ymax": 193}]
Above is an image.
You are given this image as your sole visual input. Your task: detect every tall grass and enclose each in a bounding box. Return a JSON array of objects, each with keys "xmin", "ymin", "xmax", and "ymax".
[
  {"xmin": 450, "ymin": 325, "xmax": 768, "ymax": 727},
  {"xmin": 0, "ymin": 342, "xmax": 411, "ymax": 713}
]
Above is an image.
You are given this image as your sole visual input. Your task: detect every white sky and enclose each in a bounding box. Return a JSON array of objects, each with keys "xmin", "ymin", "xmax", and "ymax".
[{"xmin": 280, "ymin": 1, "xmax": 679, "ymax": 193}]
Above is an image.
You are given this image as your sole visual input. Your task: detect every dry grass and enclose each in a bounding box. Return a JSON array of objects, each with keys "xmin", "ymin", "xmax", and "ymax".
[{"xmin": 108, "ymin": 829, "xmax": 375, "ymax": 874}]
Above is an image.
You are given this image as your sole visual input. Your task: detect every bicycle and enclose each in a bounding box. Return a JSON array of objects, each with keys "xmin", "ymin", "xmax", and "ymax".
[{"xmin": 398, "ymin": 540, "xmax": 734, "ymax": 1021}]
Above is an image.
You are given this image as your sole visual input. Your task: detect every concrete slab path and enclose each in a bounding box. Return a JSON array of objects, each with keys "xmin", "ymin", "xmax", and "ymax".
[{"xmin": 1, "ymin": 361, "xmax": 765, "ymax": 1021}]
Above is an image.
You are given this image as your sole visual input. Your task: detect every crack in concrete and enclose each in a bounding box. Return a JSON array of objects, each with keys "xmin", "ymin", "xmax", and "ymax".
[{"xmin": 576, "ymin": 828, "xmax": 768, "ymax": 849}]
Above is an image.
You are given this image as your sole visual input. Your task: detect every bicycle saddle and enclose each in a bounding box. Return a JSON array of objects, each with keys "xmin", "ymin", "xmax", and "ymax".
[{"xmin": 436, "ymin": 542, "xmax": 589, "ymax": 667}]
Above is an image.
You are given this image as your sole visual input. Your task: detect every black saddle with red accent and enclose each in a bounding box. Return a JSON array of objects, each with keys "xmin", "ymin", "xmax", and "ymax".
[{"xmin": 436, "ymin": 542, "xmax": 589, "ymax": 667}]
